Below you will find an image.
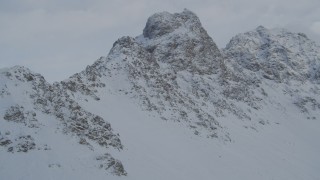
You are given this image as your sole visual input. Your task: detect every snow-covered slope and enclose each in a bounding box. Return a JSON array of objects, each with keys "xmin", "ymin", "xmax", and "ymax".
[
  {"xmin": 1, "ymin": 9, "xmax": 320, "ymax": 180},
  {"xmin": 224, "ymin": 25, "xmax": 320, "ymax": 121},
  {"xmin": 0, "ymin": 66, "xmax": 126, "ymax": 178}
]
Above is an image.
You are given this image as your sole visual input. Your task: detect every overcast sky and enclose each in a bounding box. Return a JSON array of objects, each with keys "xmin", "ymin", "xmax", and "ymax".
[{"xmin": 1, "ymin": 0, "xmax": 320, "ymax": 82}]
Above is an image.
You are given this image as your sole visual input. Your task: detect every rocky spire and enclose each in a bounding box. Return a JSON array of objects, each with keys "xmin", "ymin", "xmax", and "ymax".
[{"xmin": 137, "ymin": 9, "xmax": 223, "ymax": 75}]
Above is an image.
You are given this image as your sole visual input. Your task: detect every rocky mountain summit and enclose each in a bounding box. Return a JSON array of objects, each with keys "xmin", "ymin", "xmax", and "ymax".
[
  {"xmin": 1, "ymin": 9, "xmax": 320, "ymax": 180},
  {"xmin": 63, "ymin": 9, "xmax": 320, "ymax": 140},
  {"xmin": 138, "ymin": 9, "xmax": 223, "ymax": 74},
  {"xmin": 224, "ymin": 25, "xmax": 320, "ymax": 83},
  {"xmin": 223, "ymin": 25, "xmax": 320, "ymax": 118}
]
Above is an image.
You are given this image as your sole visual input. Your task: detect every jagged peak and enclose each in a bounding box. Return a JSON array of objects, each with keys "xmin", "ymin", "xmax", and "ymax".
[
  {"xmin": 224, "ymin": 25, "xmax": 320, "ymax": 83},
  {"xmin": 112, "ymin": 36, "xmax": 136, "ymax": 48},
  {"xmin": 133, "ymin": 9, "xmax": 222, "ymax": 74},
  {"xmin": 108, "ymin": 36, "xmax": 147, "ymax": 60},
  {"xmin": 0, "ymin": 65, "xmax": 47, "ymax": 83},
  {"xmin": 255, "ymin": 25, "xmax": 268, "ymax": 31},
  {"xmin": 255, "ymin": 26, "xmax": 293, "ymax": 35},
  {"xmin": 1, "ymin": 65, "xmax": 31, "ymax": 73},
  {"xmin": 0, "ymin": 65, "xmax": 36, "ymax": 78},
  {"xmin": 142, "ymin": 9, "xmax": 203, "ymax": 39},
  {"xmin": 226, "ymin": 25, "xmax": 316, "ymax": 49}
]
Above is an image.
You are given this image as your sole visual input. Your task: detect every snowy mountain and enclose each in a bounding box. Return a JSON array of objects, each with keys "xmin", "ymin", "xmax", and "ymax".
[
  {"xmin": 224, "ymin": 25, "xmax": 320, "ymax": 83},
  {"xmin": 0, "ymin": 66, "xmax": 126, "ymax": 177},
  {"xmin": 224, "ymin": 25, "xmax": 320, "ymax": 119},
  {"xmin": 1, "ymin": 9, "xmax": 320, "ymax": 180}
]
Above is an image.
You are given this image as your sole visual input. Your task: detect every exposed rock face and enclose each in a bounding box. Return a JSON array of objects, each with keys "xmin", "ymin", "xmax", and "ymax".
[
  {"xmin": 0, "ymin": 66, "xmax": 125, "ymax": 175},
  {"xmin": 62, "ymin": 10, "xmax": 320, "ymax": 141},
  {"xmin": 1, "ymin": 9, "xmax": 320, "ymax": 178},
  {"xmin": 96, "ymin": 153, "xmax": 127, "ymax": 176},
  {"xmin": 224, "ymin": 26, "xmax": 320, "ymax": 83},
  {"xmin": 139, "ymin": 9, "xmax": 223, "ymax": 75},
  {"xmin": 62, "ymin": 10, "xmax": 235, "ymax": 140},
  {"xmin": 4, "ymin": 105, "xmax": 39, "ymax": 128},
  {"xmin": 223, "ymin": 25, "xmax": 320, "ymax": 119},
  {"xmin": 2, "ymin": 66, "xmax": 122, "ymax": 150}
]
